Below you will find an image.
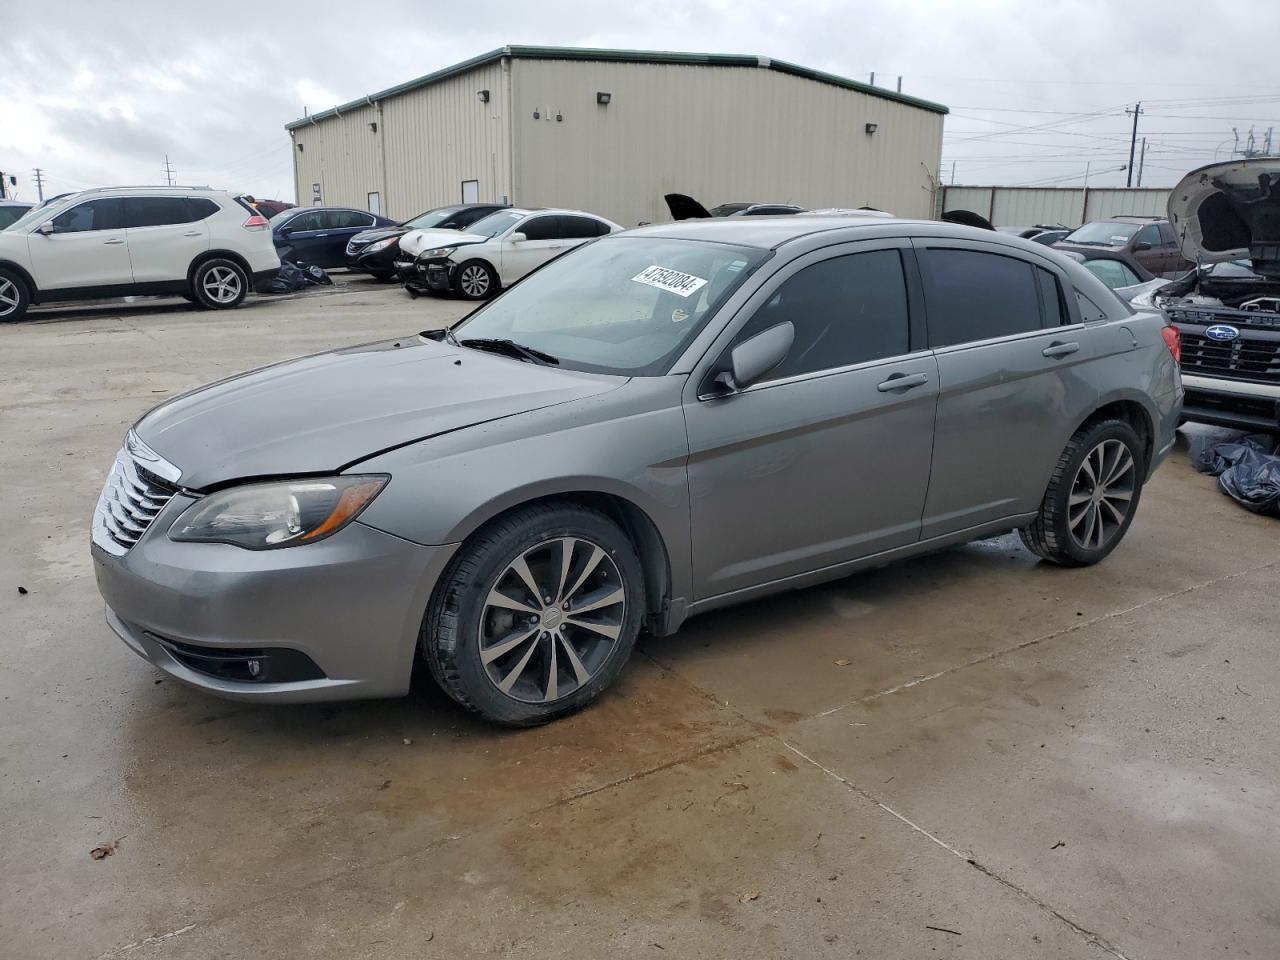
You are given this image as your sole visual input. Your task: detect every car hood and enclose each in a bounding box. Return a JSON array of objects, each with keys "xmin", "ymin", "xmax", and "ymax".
[
  {"xmin": 1168, "ymin": 159, "xmax": 1280, "ymax": 278},
  {"xmin": 134, "ymin": 337, "xmax": 624, "ymax": 490},
  {"xmin": 350, "ymin": 225, "xmax": 409, "ymax": 245},
  {"xmin": 399, "ymin": 228, "xmax": 489, "ymax": 257},
  {"xmin": 664, "ymin": 193, "xmax": 712, "ymax": 221}
]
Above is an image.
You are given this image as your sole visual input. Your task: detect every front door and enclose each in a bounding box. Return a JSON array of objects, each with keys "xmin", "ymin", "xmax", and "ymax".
[
  {"xmin": 913, "ymin": 241, "xmax": 1098, "ymax": 538},
  {"xmin": 684, "ymin": 243, "xmax": 938, "ymax": 599},
  {"xmin": 1131, "ymin": 222, "xmax": 1167, "ymax": 276},
  {"xmin": 317, "ymin": 210, "xmax": 375, "ymax": 267},
  {"xmin": 123, "ymin": 196, "xmax": 211, "ymax": 283},
  {"xmin": 498, "ymin": 215, "xmax": 562, "ymax": 284},
  {"xmin": 27, "ymin": 197, "xmax": 132, "ymax": 290}
]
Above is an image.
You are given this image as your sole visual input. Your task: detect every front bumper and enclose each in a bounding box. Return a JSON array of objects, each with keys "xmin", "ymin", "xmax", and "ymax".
[
  {"xmin": 1180, "ymin": 374, "xmax": 1280, "ymax": 431},
  {"xmin": 397, "ymin": 256, "xmax": 454, "ymax": 294},
  {"xmin": 93, "ymin": 500, "xmax": 458, "ymax": 702}
]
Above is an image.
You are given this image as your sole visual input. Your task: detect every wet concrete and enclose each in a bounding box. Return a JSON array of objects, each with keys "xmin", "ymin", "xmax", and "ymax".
[{"xmin": 1, "ymin": 276, "xmax": 1277, "ymax": 958}]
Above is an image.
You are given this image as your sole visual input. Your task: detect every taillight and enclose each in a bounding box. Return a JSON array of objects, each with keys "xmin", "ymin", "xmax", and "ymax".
[
  {"xmin": 242, "ymin": 214, "xmax": 269, "ymax": 231},
  {"xmin": 1161, "ymin": 324, "xmax": 1181, "ymax": 363}
]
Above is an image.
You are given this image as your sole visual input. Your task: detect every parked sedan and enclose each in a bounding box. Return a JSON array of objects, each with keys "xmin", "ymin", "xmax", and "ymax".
[
  {"xmin": 397, "ymin": 207, "xmax": 620, "ymax": 299},
  {"xmin": 1054, "ymin": 217, "xmax": 1191, "ymax": 278},
  {"xmin": 346, "ymin": 203, "xmax": 507, "ymax": 280},
  {"xmin": 92, "ymin": 217, "xmax": 1181, "ymax": 726},
  {"xmin": 270, "ymin": 206, "xmax": 397, "ymax": 268}
]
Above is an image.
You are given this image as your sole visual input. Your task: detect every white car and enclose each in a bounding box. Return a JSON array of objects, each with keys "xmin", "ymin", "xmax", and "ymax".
[
  {"xmin": 396, "ymin": 207, "xmax": 621, "ymax": 299},
  {"xmin": 0, "ymin": 186, "xmax": 281, "ymax": 322}
]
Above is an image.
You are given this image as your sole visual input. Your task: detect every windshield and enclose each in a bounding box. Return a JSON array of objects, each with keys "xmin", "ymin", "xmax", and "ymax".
[
  {"xmin": 453, "ymin": 236, "xmax": 771, "ymax": 376},
  {"xmin": 5, "ymin": 195, "xmax": 76, "ymax": 232},
  {"xmin": 268, "ymin": 208, "xmax": 299, "ymax": 227},
  {"xmin": 465, "ymin": 210, "xmax": 527, "ymax": 238},
  {"xmin": 1083, "ymin": 259, "xmax": 1140, "ymax": 289},
  {"xmin": 404, "ymin": 207, "xmax": 460, "ymax": 230},
  {"xmin": 1063, "ymin": 221, "xmax": 1140, "ymax": 247}
]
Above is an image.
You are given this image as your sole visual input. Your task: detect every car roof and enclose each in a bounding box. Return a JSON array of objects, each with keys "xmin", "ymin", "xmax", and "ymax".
[
  {"xmin": 1107, "ymin": 215, "xmax": 1166, "ymax": 223},
  {"xmin": 620, "ymin": 215, "xmax": 944, "ymax": 249}
]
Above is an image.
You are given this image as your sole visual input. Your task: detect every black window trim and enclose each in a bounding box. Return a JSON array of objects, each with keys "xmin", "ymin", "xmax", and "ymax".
[
  {"xmin": 909, "ymin": 237, "xmax": 1083, "ymax": 353},
  {"xmin": 50, "ymin": 197, "xmax": 124, "ymax": 234},
  {"xmin": 123, "ymin": 195, "xmax": 205, "ymax": 229},
  {"xmin": 695, "ymin": 237, "xmax": 926, "ymax": 399}
]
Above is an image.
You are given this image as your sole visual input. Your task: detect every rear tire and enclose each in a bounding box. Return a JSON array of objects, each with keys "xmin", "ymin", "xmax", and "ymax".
[
  {"xmin": 191, "ymin": 258, "xmax": 248, "ymax": 310},
  {"xmin": 0, "ymin": 268, "xmax": 30, "ymax": 322},
  {"xmin": 452, "ymin": 259, "xmax": 498, "ymax": 300},
  {"xmin": 422, "ymin": 502, "xmax": 645, "ymax": 726},
  {"xmin": 1019, "ymin": 418, "xmax": 1145, "ymax": 566}
]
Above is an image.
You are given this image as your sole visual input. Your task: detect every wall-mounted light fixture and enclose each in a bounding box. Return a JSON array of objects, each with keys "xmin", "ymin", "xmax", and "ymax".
[
  {"xmin": 533, "ymin": 108, "xmax": 541, "ymax": 119},
  {"xmin": 596, "ymin": 91, "xmax": 612, "ymax": 106},
  {"xmin": 555, "ymin": 112, "xmax": 563, "ymax": 122},
  {"xmin": 477, "ymin": 89, "xmax": 490, "ymax": 103},
  {"xmin": 865, "ymin": 122, "xmax": 878, "ymax": 135},
  {"xmin": 368, "ymin": 121, "xmax": 378, "ymax": 133},
  {"xmin": 296, "ymin": 143, "xmax": 304, "ymax": 152}
]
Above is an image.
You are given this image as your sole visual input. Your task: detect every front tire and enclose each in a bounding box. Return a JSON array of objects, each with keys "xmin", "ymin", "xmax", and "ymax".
[
  {"xmin": 1020, "ymin": 418, "xmax": 1145, "ymax": 566},
  {"xmin": 422, "ymin": 503, "xmax": 645, "ymax": 726},
  {"xmin": 191, "ymin": 258, "xmax": 248, "ymax": 310},
  {"xmin": 0, "ymin": 268, "xmax": 31, "ymax": 322},
  {"xmin": 452, "ymin": 259, "xmax": 498, "ymax": 300}
]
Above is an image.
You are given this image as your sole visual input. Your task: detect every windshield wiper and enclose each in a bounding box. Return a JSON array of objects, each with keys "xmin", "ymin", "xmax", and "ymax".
[{"xmin": 459, "ymin": 337, "xmax": 560, "ymax": 365}]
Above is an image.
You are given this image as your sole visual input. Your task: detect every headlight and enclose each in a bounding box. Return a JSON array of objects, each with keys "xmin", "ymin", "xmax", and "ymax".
[
  {"xmin": 364, "ymin": 237, "xmax": 396, "ymax": 253},
  {"xmin": 170, "ymin": 476, "xmax": 388, "ymax": 550},
  {"xmin": 419, "ymin": 246, "xmax": 456, "ymax": 259}
]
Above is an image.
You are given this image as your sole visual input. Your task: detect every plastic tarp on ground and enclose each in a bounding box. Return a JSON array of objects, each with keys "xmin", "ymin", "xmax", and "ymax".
[
  {"xmin": 264, "ymin": 262, "xmax": 333, "ymax": 294},
  {"xmin": 1192, "ymin": 433, "xmax": 1280, "ymax": 516}
]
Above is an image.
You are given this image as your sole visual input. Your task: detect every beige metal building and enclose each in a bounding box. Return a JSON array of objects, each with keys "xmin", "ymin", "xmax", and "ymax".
[
  {"xmin": 286, "ymin": 46, "xmax": 948, "ymax": 226},
  {"xmin": 939, "ymin": 185, "xmax": 1172, "ymax": 229}
]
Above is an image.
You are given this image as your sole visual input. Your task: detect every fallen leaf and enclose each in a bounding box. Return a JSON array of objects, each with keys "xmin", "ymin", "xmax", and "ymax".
[
  {"xmin": 378, "ymin": 780, "xmax": 392, "ymax": 791},
  {"xmin": 424, "ymin": 930, "xmax": 434, "ymax": 942},
  {"xmin": 834, "ymin": 658, "xmax": 851, "ymax": 667},
  {"xmin": 90, "ymin": 840, "xmax": 118, "ymax": 860},
  {"xmin": 739, "ymin": 891, "xmax": 760, "ymax": 903}
]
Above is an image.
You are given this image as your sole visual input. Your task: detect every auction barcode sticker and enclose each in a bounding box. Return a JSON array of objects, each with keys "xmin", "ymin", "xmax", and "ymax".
[{"xmin": 632, "ymin": 265, "xmax": 708, "ymax": 298}]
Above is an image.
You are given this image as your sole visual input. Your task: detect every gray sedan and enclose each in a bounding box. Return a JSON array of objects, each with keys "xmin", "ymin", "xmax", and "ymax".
[{"xmin": 92, "ymin": 217, "xmax": 1183, "ymax": 725}]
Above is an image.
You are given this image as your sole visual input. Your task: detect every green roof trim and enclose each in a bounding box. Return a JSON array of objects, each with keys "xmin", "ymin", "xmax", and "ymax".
[{"xmin": 285, "ymin": 45, "xmax": 948, "ymax": 129}]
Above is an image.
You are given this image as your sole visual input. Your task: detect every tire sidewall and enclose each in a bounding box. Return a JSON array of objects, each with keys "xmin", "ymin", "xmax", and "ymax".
[
  {"xmin": 0, "ymin": 268, "xmax": 30, "ymax": 322},
  {"xmin": 192, "ymin": 258, "xmax": 248, "ymax": 310},
  {"xmin": 427, "ymin": 508, "xmax": 645, "ymax": 726},
  {"xmin": 1049, "ymin": 420, "xmax": 1145, "ymax": 565},
  {"xmin": 452, "ymin": 259, "xmax": 497, "ymax": 300}
]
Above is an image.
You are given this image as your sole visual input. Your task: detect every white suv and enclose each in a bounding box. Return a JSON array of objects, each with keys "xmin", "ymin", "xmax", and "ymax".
[
  {"xmin": 396, "ymin": 207, "xmax": 621, "ymax": 299},
  {"xmin": 0, "ymin": 186, "xmax": 281, "ymax": 322}
]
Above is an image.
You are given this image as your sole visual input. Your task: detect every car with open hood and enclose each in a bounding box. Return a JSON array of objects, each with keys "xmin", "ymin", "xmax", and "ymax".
[
  {"xmin": 345, "ymin": 203, "xmax": 508, "ymax": 280},
  {"xmin": 395, "ymin": 207, "xmax": 620, "ymax": 299},
  {"xmin": 664, "ymin": 194, "xmax": 805, "ymax": 221},
  {"xmin": 1135, "ymin": 159, "xmax": 1280, "ymax": 430},
  {"xmin": 92, "ymin": 215, "xmax": 1180, "ymax": 726}
]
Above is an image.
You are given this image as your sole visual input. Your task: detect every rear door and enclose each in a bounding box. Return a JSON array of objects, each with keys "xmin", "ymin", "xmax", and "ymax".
[
  {"xmin": 684, "ymin": 242, "xmax": 938, "ymax": 598},
  {"xmin": 123, "ymin": 196, "xmax": 213, "ymax": 283},
  {"xmin": 26, "ymin": 197, "xmax": 131, "ymax": 290},
  {"xmin": 497, "ymin": 215, "xmax": 561, "ymax": 284},
  {"xmin": 318, "ymin": 210, "xmax": 375, "ymax": 266},
  {"xmin": 1158, "ymin": 220, "xmax": 1190, "ymax": 275},
  {"xmin": 914, "ymin": 241, "xmax": 1098, "ymax": 538}
]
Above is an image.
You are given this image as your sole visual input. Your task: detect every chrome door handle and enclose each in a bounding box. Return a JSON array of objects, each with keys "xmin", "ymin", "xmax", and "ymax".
[
  {"xmin": 315, "ymin": 233, "xmax": 329, "ymax": 238},
  {"xmin": 1042, "ymin": 341, "xmax": 1080, "ymax": 358},
  {"xmin": 182, "ymin": 231, "xmax": 201, "ymax": 237},
  {"xmin": 877, "ymin": 372, "xmax": 930, "ymax": 392},
  {"xmin": 103, "ymin": 238, "xmax": 125, "ymax": 245}
]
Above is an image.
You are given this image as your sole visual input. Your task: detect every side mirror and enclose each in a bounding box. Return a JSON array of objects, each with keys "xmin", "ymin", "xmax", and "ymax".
[
  {"xmin": 508, "ymin": 232, "xmax": 527, "ymax": 243},
  {"xmin": 716, "ymin": 322, "xmax": 794, "ymax": 393},
  {"xmin": 36, "ymin": 221, "xmax": 55, "ymax": 236},
  {"xmin": 1132, "ymin": 241, "xmax": 1152, "ymax": 252}
]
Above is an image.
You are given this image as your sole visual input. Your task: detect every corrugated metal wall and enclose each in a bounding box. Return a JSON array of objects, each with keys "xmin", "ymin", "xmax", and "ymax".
[
  {"xmin": 291, "ymin": 60, "xmax": 513, "ymax": 220},
  {"xmin": 940, "ymin": 186, "xmax": 1171, "ymax": 228},
  {"xmin": 510, "ymin": 59, "xmax": 944, "ymax": 226}
]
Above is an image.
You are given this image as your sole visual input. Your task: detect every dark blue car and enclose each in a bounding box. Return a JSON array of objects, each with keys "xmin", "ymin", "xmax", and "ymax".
[{"xmin": 270, "ymin": 206, "xmax": 398, "ymax": 268}]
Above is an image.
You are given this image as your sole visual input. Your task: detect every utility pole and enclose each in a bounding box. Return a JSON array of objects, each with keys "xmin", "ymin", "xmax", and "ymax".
[
  {"xmin": 868, "ymin": 71, "xmax": 875, "ymax": 86},
  {"xmin": 162, "ymin": 155, "xmax": 176, "ymax": 187},
  {"xmin": 1125, "ymin": 103, "xmax": 1143, "ymax": 188},
  {"xmin": 1137, "ymin": 137, "xmax": 1147, "ymax": 187},
  {"xmin": 0, "ymin": 170, "xmax": 7, "ymax": 199},
  {"xmin": 950, "ymin": 160, "xmax": 956, "ymax": 185},
  {"xmin": 896, "ymin": 75, "xmax": 902, "ymax": 93},
  {"xmin": 32, "ymin": 167, "xmax": 45, "ymax": 201}
]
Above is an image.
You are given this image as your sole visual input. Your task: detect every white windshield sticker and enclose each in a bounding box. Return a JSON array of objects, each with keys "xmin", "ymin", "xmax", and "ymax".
[{"xmin": 632, "ymin": 265, "xmax": 708, "ymax": 298}]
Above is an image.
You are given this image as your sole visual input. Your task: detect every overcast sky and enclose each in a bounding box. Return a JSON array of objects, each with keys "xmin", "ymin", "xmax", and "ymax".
[{"xmin": 2, "ymin": 0, "xmax": 1277, "ymax": 205}]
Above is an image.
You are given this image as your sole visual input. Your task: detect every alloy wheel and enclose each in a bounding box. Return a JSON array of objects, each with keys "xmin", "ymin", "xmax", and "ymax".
[
  {"xmin": 202, "ymin": 266, "xmax": 242, "ymax": 304},
  {"xmin": 1068, "ymin": 438, "xmax": 1135, "ymax": 551},
  {"xmin": 0, "ymin": 277, "xmax": 19, "ymax": 317},
  {"xmin": 459, "ymin": 265, "xmax": 490, "ymax": 297},
  {"xmin": 478, "ymin": 537, "xmax": 626, "ymax": 704}
]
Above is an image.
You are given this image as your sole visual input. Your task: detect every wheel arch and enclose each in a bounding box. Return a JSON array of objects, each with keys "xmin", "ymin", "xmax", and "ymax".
[
  {"xmin": 0, "ymin": 260, "xmax": 39, "ymax": 302},
  {"xmin": 453, "ymin": 256, "xmax": 501, "ymax": 292},
  {"xmin": 187, "ymin": 249, "xmax": 252, "ymax": 285},
  {"xmin": 1077, "ymin": 394, "xmax": 1156, "ymax": 474}
]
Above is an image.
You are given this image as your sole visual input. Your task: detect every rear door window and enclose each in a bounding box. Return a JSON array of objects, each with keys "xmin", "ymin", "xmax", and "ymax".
[
  {"xmin": 559, "ymin": 215, "xmax": 606, "ymax": 240},
  {"xmin": 51, "ymin": 198, "xmax": 123, "ymax": 233},
  {"xmin": 920, "ymin": 249, "xmax": 1044, "ymax": 347},
  {"xmin": 733, "ymin": 249, "xmax": 912, "ymax": 382},
  {"xmin": 124, "ymin": 196, "xmax": 195, "ymax": 228}
]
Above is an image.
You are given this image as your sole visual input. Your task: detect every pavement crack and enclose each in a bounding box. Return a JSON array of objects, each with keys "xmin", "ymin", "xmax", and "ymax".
[
  {"xmin": 92, "ymin": 923, "xmax": 197, "ymax": 959},
  {"xmin": 815, "ymin": 558, "xmax": 1279, "ymax": 720},
  {"xmin": 781, "ymin": 742, "xmax": 1135, "ymax": 960}
]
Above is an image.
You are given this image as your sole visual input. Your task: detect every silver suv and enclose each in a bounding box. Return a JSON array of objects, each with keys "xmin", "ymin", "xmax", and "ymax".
[
  {"xmin": 0, "ymin": 186, "xmax": 281, "ymax": 321},
  {"xmin": 91, "ymin": 217, "xmax": 1183, "ymax": 725}
]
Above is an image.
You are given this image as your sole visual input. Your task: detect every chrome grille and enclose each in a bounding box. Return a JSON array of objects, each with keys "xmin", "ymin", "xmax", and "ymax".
[{"xmin": 93, "ymin": 443, "xmax": 180, "ymax": 555}]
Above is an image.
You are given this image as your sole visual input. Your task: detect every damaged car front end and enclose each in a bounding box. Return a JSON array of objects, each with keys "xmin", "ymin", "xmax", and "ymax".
[
  {"xmin": 1140, "ymin": 160, "xmax": 1280, "ymax": 431},
  {"xmin": 395, "ymin": 228, "xmax": 489, "ymax": 296}
]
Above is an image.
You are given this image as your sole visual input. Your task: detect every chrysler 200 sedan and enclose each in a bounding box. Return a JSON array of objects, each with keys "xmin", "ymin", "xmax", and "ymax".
[{"xmin": 92, "ymin": 217, "xmax": 1183, "ymax": 726}]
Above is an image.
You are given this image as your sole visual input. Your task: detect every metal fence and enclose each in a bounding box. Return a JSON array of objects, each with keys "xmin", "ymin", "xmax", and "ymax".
[{"xmin": 937, "ymin": 186, "xmax": 1171, "ymax": 229}]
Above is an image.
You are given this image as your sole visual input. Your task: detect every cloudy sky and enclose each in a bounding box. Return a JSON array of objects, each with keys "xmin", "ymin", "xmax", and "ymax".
[{"xmin": 2, "ymin": 0, "xmax": 1277, "ymax": 204}]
